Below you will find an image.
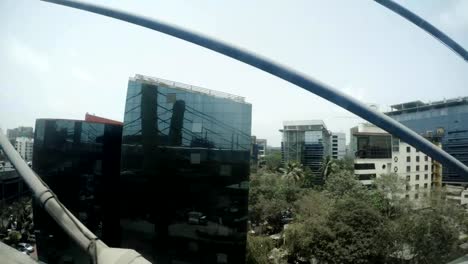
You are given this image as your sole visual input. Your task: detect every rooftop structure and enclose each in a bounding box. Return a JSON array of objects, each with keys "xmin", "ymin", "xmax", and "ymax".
[
  {"xmin": 280, "ymin": 120, "xmax": 327, "ymax": 131},
  {"xmin": 388, "ymin": 97, "xmax": 468, "ymax": 114},
  {"xmin": 85, "ymin": 113, "xmax": 123, "ymax": 125},
  {"xmin": 131, "ymin": 74, "xmax": 246, "ymax": 103}
]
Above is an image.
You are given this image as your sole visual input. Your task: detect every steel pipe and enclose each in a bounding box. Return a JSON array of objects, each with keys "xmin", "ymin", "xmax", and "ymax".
[{"xmin": 375, "ymin": 0, "xmax": 468, "ymax": 62}]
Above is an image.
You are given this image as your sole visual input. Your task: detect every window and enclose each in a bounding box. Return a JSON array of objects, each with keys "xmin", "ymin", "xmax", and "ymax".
[
  {"xmin": 356, "ymin": 135, "xmax": 392, "ymax": 159},
  {"xmin": 166, "ymin": 93, "xmax": 177, "ymax": 103},
  {"xmin": 414, "ymin": 193, "xmax": 419, "ymax": 199},
  {"xmin": 220, "ymin": 165, "xmax": 232, "ymax": 176},
  {"xmin": 406, "ymin": 175, "xmax": 411, "ymax": 181},
  {"xmin": 190, "ymin": 153, "xmax": 201, "ymax": 164},
  {"xmin": 423, "ymin": 193, "xmax": 427, "ymax": 197},
  {"xmin": 416, "ymin": 156, "xmax": 420, "ymax": 162},
  {"xmin": 424, "ymin": 165, "xmax": 428, "ymax": 171},
  {"xmin": 425, "ymin": 156, "xmax": 428, "ymax": 161},
  {"xmin": 332, "ymin": 143, "xmax": 338, "ymax": 147},
  {"xmin": 405, "ymin": 194, "xmax": 410, "ymax": 199},
  {"xmin": 424, "ymin": 183, "xmax": 428, "ymax": 189},
  {"xmin": 406, "ymin": 146, "xmax": 411, "ymax": 153},
  {"xmin": 406, "ymin": 166, "xmax": 411, "ymax": 172},
  {"xmin": 392, "ymin": 137, "xmax": 400, "ymax": 152},
  {"xmin": 424, "ymin": 174, "xmax": 428, "ymax": 180},
  {"xmin": 354, "ymin": 163, "xmax": 375, "ymax": 170},
  {"xmin": 191, "ymin": 122, "xmax": 202, "ymax": 133},
  {"xmin": 357, "ymin": 174, "xmax": 376, "ymax": 180},
  {"xmin": 416, "ymin": 165, "xmax": 420, "ymax": 171},
  {"xmin": 406, "ymin": 156, "xmax": 411, "ymax": 162},
  {"xmin": 406, "ymin": 185, "xmax": 411, "ymax": 191},
  {"xmin": 415, "ymin": 184, "xmax": 419, "ymax": 190},
  {"xmin": 464, "ymin": 195, "xmax": 468, "ymax": 198},
  {"xmin": 416, "ymin": 175, "xmax": 420, "ymax": 180}
]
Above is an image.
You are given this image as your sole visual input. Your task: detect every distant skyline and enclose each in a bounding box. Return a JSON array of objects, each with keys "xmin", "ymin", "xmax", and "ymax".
[{"xmin": 1, "ymin": 0, "xmax": 467, "ymax": 146}]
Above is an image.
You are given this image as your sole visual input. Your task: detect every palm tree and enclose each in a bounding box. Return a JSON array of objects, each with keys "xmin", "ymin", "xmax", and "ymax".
[
  {"xmin": 279, "ymin": 162, "xmax": 305, "ymax": 183},
  {"xmin": 320, "ymin": 156, "xmax": 338, "ymax": 179}
]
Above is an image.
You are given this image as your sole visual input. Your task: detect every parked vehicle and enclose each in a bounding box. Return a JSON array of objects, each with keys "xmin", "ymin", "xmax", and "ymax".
[
  {"xmin": 17, "ymin": 243, "xmax": 34, "ymax": 254},
  {"xmin": 188, "ymin": 211, "xmax": 207, "ymax": 225}
]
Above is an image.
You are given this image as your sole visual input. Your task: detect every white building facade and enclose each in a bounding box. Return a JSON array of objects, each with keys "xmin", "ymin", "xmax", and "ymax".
[
  {"xmin": 15, "ymin": 137, "xmax": 33, "ymax": 162},
  {"xmin": 351, "ymin": 123, "xmax": 432, "ymax": 201},
  {"xmin": 256, "ymin": 139, "xmax": 267, "ymax": 159},
  {"xmin": 330, "ymin": 132, "xmax": 346, "ymax": 159}
]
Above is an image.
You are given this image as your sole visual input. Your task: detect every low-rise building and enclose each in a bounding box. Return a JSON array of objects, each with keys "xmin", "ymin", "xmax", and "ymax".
[
  {"xmin": 256, "ymin": 139, "xmax": 267, "ymax": 159},
  {"xmin": 0, "ymin": 167, "xmax": 29, "ymax": 202},
  {"xmin": 351, "ymin": 123, "xmax": 432, "ymax": 201},
  {"xmin": 7, "ymin": 126, "xmax": 33, "ymax": 141},
  {"xmin": 15, "ymin": 137, "xmax": 33, "ymax": 162},
  {"xmin": 445, "ymin": 185, "xmax": 468, "ymax": 206}
]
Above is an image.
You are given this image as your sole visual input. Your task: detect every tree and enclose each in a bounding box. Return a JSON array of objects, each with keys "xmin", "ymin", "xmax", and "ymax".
[
  {"xmin": 320, "ymin": 156, "xmax": 336, "ymax": 179},
  {"xmin": 0, "ymin": 198, "xmax": 34, "ymax": 246},
  {"xmin": 372, "ymin": 173, "xmax": 411, "ymax": 218},
  {"xmin": 246, "ymin": 234, "xmax": 275, "ymax": 264},
  {"xmin": 280, "ymin": 162, "xmax": 305, "ymax": 183},
  {"xmin": 249, "ymin": 158, "xmax": 468, "ymax": 263},
  {"xmin": 323, "ymin": 170, "xmax": 366, "ymax": 199},
  {"xmin": 396, "ymin": 209, "xmax": 460, "ymax": 263},
  {"xmin": 285, "ymin": 197, "xmax": 384, "ymax": 264},
  {"xmin": 264, "ymin": 151, "xmax": 282, "ymax": 172},
  {"xmin": 249, "ymin": 170, "xmax": 305, "ymax": 234},
  {"xmin": 249, "ymin": 171, "xmax": 307, "ymax": 234}
]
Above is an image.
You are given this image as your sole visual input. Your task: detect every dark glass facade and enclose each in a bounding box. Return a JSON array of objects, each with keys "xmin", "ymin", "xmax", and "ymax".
[
  {"xmin": 32, "ymin": 119, "xmax": 122, "ymax": 264},
  {"xmin": 120, "ymin": 76, "xmax": 252, "ymax": 263},
  {"xmin": 355, "ymin": 135, "xmax": 392, "ymax": 159}
]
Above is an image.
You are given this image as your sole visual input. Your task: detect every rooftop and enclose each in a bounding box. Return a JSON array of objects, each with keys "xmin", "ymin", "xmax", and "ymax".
[
  {"xmin": 280, "ymin": 120, "xmax": 328, "ymax": 132},
  {"xmin": 351, "ymin": 123, "xmax": 389, "ymax": 135},
  {"xmin": 387, "ymin": 96, "xmax": 468, "ymax": 114},
  {"xmin": 131, "ymin": 74, "xmax": 246, "ymax": 103},
  {"xmin": 282, "ymin": 120, "xmax": 326, "ymax": 127},
  {"xmin": 85, "ymin": 113, "xmax": 123, "ymax": 126}
]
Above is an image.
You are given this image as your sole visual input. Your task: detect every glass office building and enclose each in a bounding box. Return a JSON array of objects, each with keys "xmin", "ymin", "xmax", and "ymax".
[
  {"xmin": 386, "ymin": 97, "xmax": 468, "ymax": 183},
  {"xmin": 120, "ymin": 75, "xmax": 252, "ymax": 263},
  {"xmin": 280, "ymin": 120, "xmax": 331, "ymax": 183},
  {"xmin": 32, "ymin": 119, "xmax": 122, "ymax": 264}
]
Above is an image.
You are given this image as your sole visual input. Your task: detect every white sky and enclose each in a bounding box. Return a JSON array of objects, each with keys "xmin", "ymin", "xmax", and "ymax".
[{"xmin": 1, "ymin": 0, "xmax": 467, "ymax": 146}]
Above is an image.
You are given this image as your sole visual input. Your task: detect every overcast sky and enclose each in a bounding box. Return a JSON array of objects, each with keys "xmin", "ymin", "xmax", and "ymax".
[{"xmin": 1, "ymin": 0, "xmax": 467, "ymax": 146}]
